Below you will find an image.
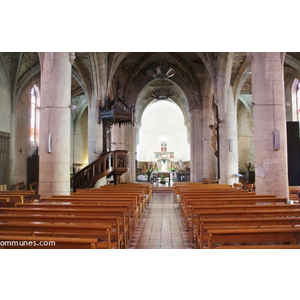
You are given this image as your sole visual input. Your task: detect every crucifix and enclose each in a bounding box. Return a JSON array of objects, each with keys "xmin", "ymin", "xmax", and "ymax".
[{"xmin": 154, "ymin": 141, "xmax": 174, "ymax": 171}]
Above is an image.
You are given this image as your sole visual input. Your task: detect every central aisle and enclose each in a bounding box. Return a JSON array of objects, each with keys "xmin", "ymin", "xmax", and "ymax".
[{"xmin": 128, "ymin": 192, "xmax": 193, "ymax": 249}]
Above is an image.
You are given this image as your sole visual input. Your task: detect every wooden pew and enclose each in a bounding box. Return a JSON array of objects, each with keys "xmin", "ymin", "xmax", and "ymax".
[
  {"xmin": 0, "ymin": 190, "xmax": 39, "ymax": 203},
  {"xmin": 181, "ymin": 196, "xmax": 288, "ymax": 230},
  {"xmin": 80, "ymin": 187, "xmax": 148, "ymax": 210},
  {"xmin": 173, "ymin": 183, "xmax": 233, "ymax": 202},
  {"xmin": 101, "ymin": 182, "xmax": 153, "ymax": 202},
  {"xmin": 197, "ymin": 216, "xmax": 300, "ymax": 249},
  {"xmin": 0, "ymin": 198, "xmax": 11, "ymax": 207},
  {"xmin": 189, "ymin": 203, "xmax": 300, "ymax": 244},
  {"xmin": 193, "ymin": 208, "xmax": 300, "ymax": 239},
  {"xmin": 289, "ymin": 186, "xmax": 300, "ymax": 202},
  {"xmin": 0, "ymin": 193, "xmax": 25, "ymax": 204},
  {"xmin": 0, "ymin": 213, "xmax": 124, "ymax": 249},
  {"xmin": 9, "ymin": 204, "xmax": 131, "ymax": 245},
  {"xmin": 180, "ymin": 193, "xmax": 278, "ymax": 217},
  {"xmin": 176, "ymin": 187, "xmax": 252, "ymax": 203},
  {"xmin": 67, "ymin": 192, "xmax": 145, "ymax": 216},
  {"xmin": 40, "ymin": 196, "xmax": 139, "ymax": 229},
  {"xmin": 0, "ymin": 235, "xmax": 98, "ymax": 249},
  {"xmin": 206, "ymin": 228, "xmax": 300, "ymax": 249},
  {"xmin": 218, "ymin": 244, "xmax": 300, "ymax": 249},
  {"xmin": 123, "ymin": 183, "xmax": 153, "ymax": 202},
  {"xmin": 0, "ymin": 221, "xmax": 115, "ymax": 249}
]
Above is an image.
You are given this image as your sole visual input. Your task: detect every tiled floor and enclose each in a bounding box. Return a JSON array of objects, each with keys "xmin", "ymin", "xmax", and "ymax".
[{"xmin": 127, "ymin": 191, "xmax": 193, "ymax": 249}]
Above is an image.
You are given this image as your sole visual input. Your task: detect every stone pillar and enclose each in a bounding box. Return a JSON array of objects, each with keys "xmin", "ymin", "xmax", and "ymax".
[
  {"xmin": 124, "ymin": 124, "xmax": 136, "ymax": 183},
  {"xmin": 251, "ymin": 52, "xmax": 289, "ymax": 197},
  {"xmin": 39, "ymin": 52, "xmax": 72, "ymax": 197},
  {"xmin": 111, "ymin": 124, "xmax": 125, "ymax": 151},
  {"xmin": 218, "ymin": 86, "xmax": 239, "ymax": 185},
  {"xmin": 189, "ymin": 108, "xmax": 203, "ymax": 182},
  {"xmin": 88, "ymin": 95, "xmax": 103, "ymax": 163},
  {"xmin": 111, "ymin": 123, "xmax": 135, "ymax": 182}
]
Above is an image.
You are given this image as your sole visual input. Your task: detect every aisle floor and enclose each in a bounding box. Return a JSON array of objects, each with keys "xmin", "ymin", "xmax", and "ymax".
[{"xmin": 127, "ymin": 192, "xmax": 193, "ymax": 249}]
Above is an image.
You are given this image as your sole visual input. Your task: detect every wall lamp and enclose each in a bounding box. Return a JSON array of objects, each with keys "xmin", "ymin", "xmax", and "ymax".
[{"xmin": 37, "ymin": 104, "xmax": 78, "ymax": 110}]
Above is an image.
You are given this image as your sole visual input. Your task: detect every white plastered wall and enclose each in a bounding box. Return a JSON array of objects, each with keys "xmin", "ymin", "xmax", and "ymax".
[{"xmin": 137, "ymin": 100, "xmax": 190, "ymax": 163}]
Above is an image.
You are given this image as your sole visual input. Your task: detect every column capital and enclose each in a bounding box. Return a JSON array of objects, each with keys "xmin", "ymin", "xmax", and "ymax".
[
  {"xmin": 246, "ymin": 52, "xmax": 253, "ymax": 65},
  {"xmin": 69, "ymin": 52, "xmax": 76, "ymax": 64}
]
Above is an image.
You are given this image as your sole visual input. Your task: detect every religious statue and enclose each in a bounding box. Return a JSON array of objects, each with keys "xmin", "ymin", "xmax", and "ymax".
[{"xmin": 209, "ymin": 120, "xmax": 218, "ymax": 157}]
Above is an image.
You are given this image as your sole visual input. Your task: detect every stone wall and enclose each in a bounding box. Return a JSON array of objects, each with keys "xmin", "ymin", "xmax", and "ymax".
[
  {"xmin": 72, "ymin": 107, "xmax": 88, "ymax": 174},
  {"xmin": 137, "ymin": 100, "xmax": 190, "ymax": 162},
  {"xmin": 13, "ymin": 85, "xmax": 33, "ymax": 185},
  {"xmin": 0, "ymin": 68, "xmax": 11, "ymax": 133}
]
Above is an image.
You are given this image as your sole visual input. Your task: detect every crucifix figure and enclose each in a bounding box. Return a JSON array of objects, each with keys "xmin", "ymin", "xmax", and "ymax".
[
  {"xmin": 209, "ymin": 120, "xmax": 219, "ymax": 157},
  {"xmin": 154, "ymin": 141, "xmax": 174, "ymax": 171}
]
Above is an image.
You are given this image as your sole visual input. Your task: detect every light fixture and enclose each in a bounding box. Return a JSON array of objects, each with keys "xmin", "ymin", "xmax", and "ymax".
[
  {"xmin": 249, "ymin": 102, "xmax": 290, "ymax": 107},
  {"xmin": 146, "ymin": 66, "xmax": 176, "ymax": 79},
  {"xmin": 37, "ymin": 104, "xmax": 78, "ymax": 110},
  {"xmin": 69, "ymin": 104, "xmax": 78, "ymax": 110},
  {"xmin": 111, "ymin": 142, "xmax": 125, "ymax": 145},
  {"xmin": 151, "ymin": 91, "xmax": 172, "ymax": 100}
]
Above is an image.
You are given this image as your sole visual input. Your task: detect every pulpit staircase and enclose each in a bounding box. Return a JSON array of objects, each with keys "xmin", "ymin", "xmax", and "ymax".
[{"xmin": 72, "ymin": 150, "xmax": 128, "ymax": 192}]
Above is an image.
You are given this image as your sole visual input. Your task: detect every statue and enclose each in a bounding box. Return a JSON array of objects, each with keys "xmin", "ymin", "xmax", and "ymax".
[{"xmin": 209, "ymin": 120, "xmax": 218, "ymax": 157}]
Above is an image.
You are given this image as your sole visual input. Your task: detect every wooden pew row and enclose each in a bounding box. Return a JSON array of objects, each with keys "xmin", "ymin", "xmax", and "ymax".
[
  {"xmin": 206, "ymin": 228, "xmax": 300, "ymax": 249},
  {"xmin": 191, "ymin": 208, "xmax": 300, "ymax": 246},
  {"xmin": 125, "ymin": 183, "xmax": 153, "ymax": 202},
  {"xmin": 0, "ymin": 190, "xmax": 38, "ymax": 203},
  {"xmin": 77, "ymin": 186, "xmax": 146, "ymax": 197},
  {"xmin": 178, "ymin": 189, "xmax": 256, "ymax": 203},
  {"xmin": 181, "ymin": 197, "xmax": 288, "ymax": 230},
  {"xmin": 39, "ymin": 197, "xmax": 139, "ymax": 229},
  {"xmin": 173, "ymin": 182, "xmax": 206, "ymax": 201},
  {"xmin": 289, "ymin": 186, "xmax": 300, "ymax": 202},
  {"xmin": 181, "ymin": 193, "xmax": 277, "ymax": 212},
  {"xmin": 101, "ymin": 183, "xmax": 153, "ymax": 202},
  {"xmin": 88, "ymin": 187, "xmax": 148, "ymax": 208},
  {"xmin": 218, "ymin": 244, "xmax": 300, "ymax": 249},
  {"xmin": 11, "ymin": 204, "xmax": 131, "ymax": 243},
  {"xmin": 180, "ymin": 193, "xmax": 278, "ymax": 218},
  {"xmin": 176, "ymin": 186, "xmax": 252, "ymax": 203},
  {"xmin": 197, "ymin": 216, "xmax": 300, "ymax": 249},
  {"xmin": 67, "ymin": 192, "xmax": 145, "ymax": 216},
  {"xmin": 0, "ymin": 194, "xmax": 25, "ymax": 204},
  {"xmin": 0, "ymin": 222, "xmax": 115, "ymax": 249},
  {"xmin": 0, "ymin": 198, "xmax": 11, "ymax": 207},
  {"xmin": 0, "ymin": 235, "xmax": 98, "ymax": 249},
  {"xmin": 0, "ymin": 213, "xmax": 124, "ymax": 249},
  {"xmin": 173, "ymin": 183, "xmax": 234, "ymax": 202},
  {"xmin": 189, "ymin": 203, "xmax": 300, "ymax": 244}
]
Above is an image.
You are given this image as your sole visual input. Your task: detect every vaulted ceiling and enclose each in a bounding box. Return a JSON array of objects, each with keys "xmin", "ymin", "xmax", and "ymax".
[{"xmin": 1, "ymin": 52, "xmax": 300, "ymax": 115}]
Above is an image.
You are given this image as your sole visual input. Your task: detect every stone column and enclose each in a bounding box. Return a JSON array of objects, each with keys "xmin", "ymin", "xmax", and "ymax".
[
  {"xmin": 88, "ymin": 95, "xmax": 103, "ymax": 163},
  {"xmin": 111, "ymin": 124, "xmax": 125, "ymax": 151},
  {"xmin": 39, "ymin": 52, "xmax": 72, "ymax": 197},
  {"xmin": 124, "ymin": 124, "xmax": 136, "ymax": 183},
  {"xmin": 218, "ymin": 86, "xmax": 239, "ymax": 185},
  {"xmin": 250, "ymin": 52, "xmax": 289, "ymax": 197},
  {"xmin": 189, "ymin": 108, "xmax": 203, "ymax": 182}
]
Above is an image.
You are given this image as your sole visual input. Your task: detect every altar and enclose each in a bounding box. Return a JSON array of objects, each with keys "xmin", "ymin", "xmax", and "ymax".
[{"xmin": 151, "ymin": 171, "xmax": 177, "ymax": 184}]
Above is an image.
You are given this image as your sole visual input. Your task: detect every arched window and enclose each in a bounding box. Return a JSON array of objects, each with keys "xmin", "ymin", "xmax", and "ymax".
[{"xmin": 30, "ymin": 84, "xmax": 40, "ymax": 144}]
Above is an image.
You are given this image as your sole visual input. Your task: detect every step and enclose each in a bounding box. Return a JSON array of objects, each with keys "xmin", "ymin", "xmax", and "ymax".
[{"xmin": 153, "ymin": 187, "xmax": 173, "ymax": 193}]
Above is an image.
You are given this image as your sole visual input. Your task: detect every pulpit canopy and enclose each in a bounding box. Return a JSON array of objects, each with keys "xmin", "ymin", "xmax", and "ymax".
[{"xmin": 99, "ymin": 97, "xmax": 134, "ymax": 127}]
